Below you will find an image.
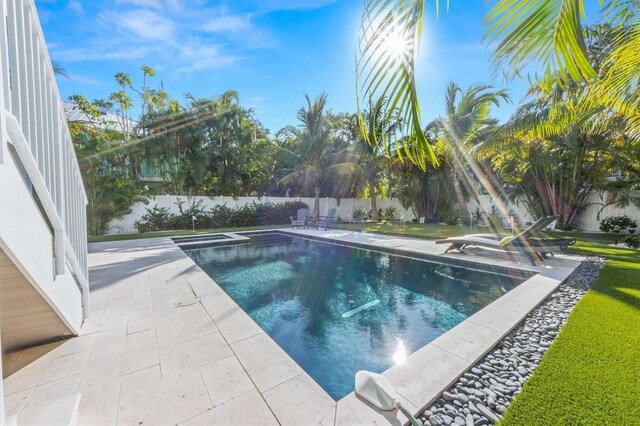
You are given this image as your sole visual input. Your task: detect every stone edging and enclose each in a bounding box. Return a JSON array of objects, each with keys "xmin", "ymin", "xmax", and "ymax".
[{"xmin": 417, "ymin": 257, "xmax": 605, "ymax": 426}]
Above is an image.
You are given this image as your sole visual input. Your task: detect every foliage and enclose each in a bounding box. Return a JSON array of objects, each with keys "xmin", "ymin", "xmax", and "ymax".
[
  {"xmin": 382, "ymin": 206, "xmax": 397, "ymax": 221},
  {"xmin": 599, "ymin": 216, "xmax": 638, "ymax": 234},
  {"xmin": 69, "ymin": 116, "xmax": 147, "ymax": 236},
  {"xmin": 352, "ymin": 207, "xmax": 368, "ymax": 221},
  {"xmin": 442, "ymin": 207, "xmax": 460, "ymax": 226},
  {"xmin": 356, "ymin": 0, "xmax": 435, "ymax": 168},
  {"xmin": 500, "ymin": 239, "xmax": 640, "ymax": 425},
  {"xmin": 134, "ymin": 206, "xmax": 173, "ymax": 233},
  {"xmin": 134, "ymin": 201, "xmax": 309, "ymax": 232},
  {"xmin": 275, "ymin": 94, "xmax": 357, "ymax": 217},
  {"xmin": 433, "ymin": 82, "xmax": 509, "ymax": 225},
  {"xmin": 624, "ymin": 235, "xmax": 640, "ymax": 249}
]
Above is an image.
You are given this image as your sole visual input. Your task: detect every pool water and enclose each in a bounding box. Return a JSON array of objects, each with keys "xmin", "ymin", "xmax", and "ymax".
[{"xmin": 184, "ymin": 233, "xmax": 525, "ymax": 400}]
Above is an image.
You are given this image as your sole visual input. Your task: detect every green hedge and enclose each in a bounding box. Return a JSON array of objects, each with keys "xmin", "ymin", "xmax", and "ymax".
[{"xmin": 134, "ymin": 200, "xmax": 309, "ymax": 233}]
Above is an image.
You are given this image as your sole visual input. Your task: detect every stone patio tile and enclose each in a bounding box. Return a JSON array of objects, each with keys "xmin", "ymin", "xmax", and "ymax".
[
  {"xmin": 185, "ymin": 276, "xmax": 223, "ymax": 297},
  {"xmin": 466, "ymin": 303, "xmax": 528, "ymax": 334},
  {"xmin": 489, "ymin": 290, "xmax": 547, "ymax": 315},
  {"xmin": 83, "ymin": 310, "xmax": 129, "ymax": 334},
  {"xmin": 430, "ymin": 320, "xmax": 505, "ymax": 363},
  {"xmin": 89, "ymin": 292, "xmax": 110, "ymax": 311},
  {"xmin": 23, "ymin": 374, "xmax": 81, "ymax": 410},
  {"xmin": 117, "ymin": 369, "xmax": 212, "ymax": 425},
  {"xmin": 199, "ymin": 356, "xmax": 255, "ymax": 407},
  {"xmin": 335, "ymin": 392, "xmax": 419, "ymax": 426},
  {"xmin": 156, "ymin": 305, "xmax": 218, "ymax": 349},
  {"xmin": 231, "ymin": 333, "xmax": 303, "ymax": 393},
  {"xmin": 384, "ymin": 344, "xmax": 469, "ymax": 409},
  {"xmin": 120, "ymin": 364, "xmax": 162, "ymax": 395},
  {"xmin": 263, "ymin": 373, "xmax": 335, "ymax": 426},
  {"xmin": 182, "ymin": 389, "xmax": 278, "ymax": 426},
  {"xmin": 126, "ymin": 310, "xmax": 171, "ymax": 335},
  {"xmin": 82, "ymin": 329, "xmax": 159, "ymax": 383},
  {"xmin": 210, "ymin": 307, "xmax": 264, "ymax": 344},
  {"xmin": 3, "ymin": 389, "xmax": 33, "ymax": 417},
  {"xmin": 199, "ymin": 289, "xmax": 239, "ymax": 314},
  {"xmin": 152, "ymin": 288, "xmax": 196, "ymax": 313},
  {"xmin": 159, "ymin": 333, "xmax": 232, "ymax": 378},
  {"xmin": 3, "ymin": 334, "xmax": 95, "ymax": 394},
  {"xmin": 77, "ymin": 377, "xmax": 121, "ymax": 426}
]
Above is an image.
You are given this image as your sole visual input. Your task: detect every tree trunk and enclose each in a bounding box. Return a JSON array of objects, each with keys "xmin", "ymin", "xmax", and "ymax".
[
  {"xmin": 313, "ymin": 187, "xmax": 321, "ymax": 219},
  {"xmin": 369, "ymin": 179, "xmax": 379, "ymax": 221},
  {"xmin": 452, "ymin": 169, "xmax": 470, "ymax": 225}
]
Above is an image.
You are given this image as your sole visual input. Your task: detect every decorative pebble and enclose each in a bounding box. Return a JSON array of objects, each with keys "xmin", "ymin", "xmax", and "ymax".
[{"xmin": 417, "ymin": 258, "xmax": 603, "ymax": 425}]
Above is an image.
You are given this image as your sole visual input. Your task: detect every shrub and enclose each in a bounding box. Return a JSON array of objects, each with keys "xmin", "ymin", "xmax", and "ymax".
[
  {"xmin": 624, "ymin": 235, "xmax": 640, "ymax": 249},
  {"xmin": 174, "ymin": 198, "xmax": 209, "ymax": 229},
  {"xmin": 383, "ymin": 206, "xmax": 397, "ymax": 221},
  {"xmin": 599, "ymin": 216, "xmax": 638, "ymax": 234},
  {"xmin": 443, "ymin": 207, "xmax": 460, "ymax": 225},
  {"xmin": 134, "ymin": 206, "xmax": 173, "ymax": 233},
  {"xmin": 353, "ymin": 207, "xmax": 368, "ymax": 222},
  {"xmin": 133, "ymin": 200, "xmax": 309, "ymax": 232}
]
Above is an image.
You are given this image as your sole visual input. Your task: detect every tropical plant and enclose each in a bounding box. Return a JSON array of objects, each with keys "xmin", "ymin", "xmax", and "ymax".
[
  {"xmin": 356, "ymin": 1, "xmax": 435, "ymax": 168},
  {"xmin": 353, "ymin": 97, "xmax": 403, "ymax": 220},
  {"xmin": 599, "ymin": 216, "xmax": 638, "ymax": 234},
  {"xmin": 69, "ymin": 120, "xmax": 147, "ymax": 235},
  {"xmin": 624, "ymin": 235, "xmax": 640, "ymax": 249},
  {"xmin": 434, "ymin": 83, "xmax": 509, "ymax": 224},
  {"xmin": 357, "ymin": 1, "xmax": 640, "ymax": 164},
  {"xmin": 383, "ymin": 206, "xmax": 397, "ymax": 221},
  {"xmin": 275, "ymin": 94, "xmax": 357, "ymax": 218}
]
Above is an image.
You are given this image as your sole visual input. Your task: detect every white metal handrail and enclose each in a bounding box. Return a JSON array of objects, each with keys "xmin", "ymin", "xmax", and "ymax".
[{"xmin": 0, "ymin": 0, "xmax": 90, "ymax": 316}]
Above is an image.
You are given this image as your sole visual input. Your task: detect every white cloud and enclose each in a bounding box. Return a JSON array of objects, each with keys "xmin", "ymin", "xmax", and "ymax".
[
  {"xmin": 45, "ymin": 1, "xmax": 285, "ymax": 74},
  {"xmin": 200, "ymin": 14, "xmax": 251, "ymax": 34},
  {"xmin": 103, "ymin": 9, "xmax": 176, "ymax": 41}
]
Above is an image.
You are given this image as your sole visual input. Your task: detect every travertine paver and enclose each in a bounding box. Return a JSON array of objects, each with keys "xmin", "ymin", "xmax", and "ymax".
[{"xmin": 2, "ymin": 229, "xmax": 581, "ymax": 425}]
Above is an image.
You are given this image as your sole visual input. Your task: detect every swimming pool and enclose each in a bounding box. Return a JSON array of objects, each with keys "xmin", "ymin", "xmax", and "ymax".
[{"xmin": 183, "ymin": 232, "xmax": 526, "ymax": 400}]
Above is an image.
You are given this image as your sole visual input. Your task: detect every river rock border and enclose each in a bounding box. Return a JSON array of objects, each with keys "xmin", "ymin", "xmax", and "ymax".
[{"xmin": 418, "ymin": 257, "xmax": 605, "ymax": 426}]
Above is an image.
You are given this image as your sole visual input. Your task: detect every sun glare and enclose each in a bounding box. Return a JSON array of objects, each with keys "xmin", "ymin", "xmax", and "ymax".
[{"xmin": 381, "ymin": 27, "xmax": 411, "ymax": 60}]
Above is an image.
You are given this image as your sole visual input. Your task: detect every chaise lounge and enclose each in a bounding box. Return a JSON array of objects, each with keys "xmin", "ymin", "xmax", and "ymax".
[{"xmin": 435, "ymin": 216, "xmax": 573, "ymax": 265}]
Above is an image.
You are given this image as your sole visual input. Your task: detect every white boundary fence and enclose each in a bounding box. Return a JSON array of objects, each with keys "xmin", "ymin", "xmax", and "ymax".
[
  {"xmin": 107, "ymin": 196, "xmax": 415, "ymax": 234},
  {"xmin": 107, "ymin": 192, "xmax": 640, "ymax": 235}
]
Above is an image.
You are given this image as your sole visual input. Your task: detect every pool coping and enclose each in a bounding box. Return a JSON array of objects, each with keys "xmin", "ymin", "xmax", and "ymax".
[{"xmin": 175, "ymin": 228, "xmax": 582, "ymax": 425}]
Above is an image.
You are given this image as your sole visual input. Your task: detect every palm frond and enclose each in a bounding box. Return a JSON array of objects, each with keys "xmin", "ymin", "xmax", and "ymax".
[
  {"xmin": 484, "ymin": 0, "xmax": 597, "ymax": 88},
  {"xmin": 357, "ymin": 0, "xmax": 439, "ymax": 169}
]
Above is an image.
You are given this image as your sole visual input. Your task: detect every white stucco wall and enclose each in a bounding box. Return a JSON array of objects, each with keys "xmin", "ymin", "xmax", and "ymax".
[{"xmin": 106, "ymin": 196, "xmax": 415, "ymax": 234}]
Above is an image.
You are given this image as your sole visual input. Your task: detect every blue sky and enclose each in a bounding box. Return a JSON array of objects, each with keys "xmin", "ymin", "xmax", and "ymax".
[{"xmin": 36, "ymin": 0, "xmax": 531, "ymax": 134}]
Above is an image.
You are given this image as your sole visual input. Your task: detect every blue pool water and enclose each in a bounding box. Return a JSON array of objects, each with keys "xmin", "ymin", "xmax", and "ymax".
[{"xmin": 184, "ymin": 233, "xmax": 525, "ymax": 400}]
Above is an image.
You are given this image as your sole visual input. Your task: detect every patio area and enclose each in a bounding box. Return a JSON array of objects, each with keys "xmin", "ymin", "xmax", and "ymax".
[{"xmin": 2, "ymin": 230, "xmax": 581, "ymax": 425}]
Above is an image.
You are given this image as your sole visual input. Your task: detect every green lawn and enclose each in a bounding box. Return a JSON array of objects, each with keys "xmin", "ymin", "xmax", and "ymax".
[{"xmin": 499, "ymin": 237, "xmax": 640, "ymax": 425}]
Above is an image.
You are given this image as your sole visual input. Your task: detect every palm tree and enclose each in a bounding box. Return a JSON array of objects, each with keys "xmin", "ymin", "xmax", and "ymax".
[
  {"xmin": 357, "ymin": 1, "xmax": 640, "ymax": 158},
  {"xmin": 276, "ymin": 94, "xmax": 356, "ymax": 218},
  {"xmin": 433, "ymin": 83, "xmax": 509, "ymax": 224},
  {"xmin": 355, "ymin": 97, "xmax": 403, "ymax": 220}
]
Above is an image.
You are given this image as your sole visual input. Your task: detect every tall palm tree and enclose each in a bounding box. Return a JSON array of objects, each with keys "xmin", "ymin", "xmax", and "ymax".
[
  {"xmin": 276, "ymin": 94, "xmax": 356, "ymax": 218},
  {"xmin": 434, "ymin": 83, "xmax": 509, "ymax": 224},
  {"xmin": 356, "ymin": 97, "xmax": 403, "ymax": 220}
]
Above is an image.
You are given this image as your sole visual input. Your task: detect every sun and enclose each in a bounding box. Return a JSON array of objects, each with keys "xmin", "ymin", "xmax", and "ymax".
[{"xmin": 381, "ymin": 26, "xmax": 411, "ymax": 60}]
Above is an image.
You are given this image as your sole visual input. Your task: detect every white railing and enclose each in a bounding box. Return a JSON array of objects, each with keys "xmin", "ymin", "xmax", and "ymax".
[{"xmin": 0, "ymin": 0, "xmax": 89, "ymax": 316}]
